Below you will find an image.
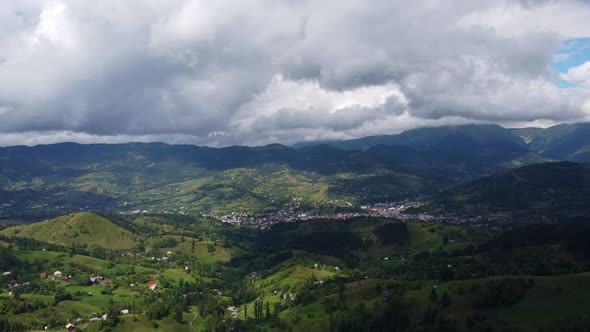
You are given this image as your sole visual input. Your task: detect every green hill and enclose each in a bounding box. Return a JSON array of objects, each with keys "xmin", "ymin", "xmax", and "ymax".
[
  {"xmin": 431, "ymin": 161, "xmax": 590, "ymax": 219},
  {"xmin": 294, "ymin": 124, "xmax": 529, "ymax": 151},
  {"xmin": 512, "ymin": 122, "xmax": 590, "ymax": 162},
  {"xmin": 295, "ymin": 124, "xmax": 545, "ymax": 181},
  {"xmin": 0, "ymin": 212, "xmax": 137, "ymax": 249}
]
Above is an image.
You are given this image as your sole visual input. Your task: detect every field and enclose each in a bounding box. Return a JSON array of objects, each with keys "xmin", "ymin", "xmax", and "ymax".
[{"xmin": 2, "ymin": 213, "xmax": 590, "ymax": 331}]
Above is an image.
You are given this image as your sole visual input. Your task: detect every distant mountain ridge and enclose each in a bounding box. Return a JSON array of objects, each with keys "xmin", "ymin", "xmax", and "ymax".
[
  {"xmin": 2, "ymin": 122, "xmax": 590, "ymax": 219},
  {"xmin": 511, "ymin": 123, "xmax": 590, "ymax": 162},
  {"xmin": 294, "ymin": 124, "xmax": 527, "ymax": 150},
  {"xmin": 293, "ymin": 122, "xmax": 590, "ymax": 163}
]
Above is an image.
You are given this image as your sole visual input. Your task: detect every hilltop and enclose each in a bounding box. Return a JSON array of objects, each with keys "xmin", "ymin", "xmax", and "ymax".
[
  {"xmin": 0, "ymin": 212, "xmax": 137, "ymax": 249},
  {"xmin": 430, "ymin": 161, "xmax": 590, "ymax": 219},
  {"xmin": 294, "ymin": 124, "xmax": 528, "ymax": 151},
  {"xmin": 512, "ymin": 122, "xmax": 590, "ymax": 162}
]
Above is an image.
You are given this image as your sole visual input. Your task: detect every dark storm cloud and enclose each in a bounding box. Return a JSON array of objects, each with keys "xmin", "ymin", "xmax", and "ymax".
[{"xmin": 0, "ymin": 0, "xmax": 589, "ymax": 146}]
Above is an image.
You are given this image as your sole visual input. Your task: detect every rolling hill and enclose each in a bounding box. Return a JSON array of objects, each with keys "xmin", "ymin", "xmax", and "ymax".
[
  {"xmin": 293, "ymin": 124, "xmax": 529, "ymax": 151},
  {"xmin": 430, "ymin": 161, "xmax": 590, "ymax": 219},
  {"xmin": 512, "ymin": 122, "xmax": 590, "ymax": 162},
  {"xmin": 0, "ymin": 212, "xmax": 137, "ymax": 249},
  {"xmin": 296, "ymin": 124, "xmax": 547, "ymax": 181}
]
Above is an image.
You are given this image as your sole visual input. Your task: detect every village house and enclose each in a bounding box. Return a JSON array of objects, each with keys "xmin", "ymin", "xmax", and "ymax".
[
  {"xmin": 40, "ymin": 272, "xmax": 47, "ymax": 279},
  {"xmin": 121, "ymin": 309, "xmax": 129, "ymax": 315},
  {"xmin": 65, "ymin": 323, "xmax": 76, "ymax": 332},
  {"xmin": 148, "ymin": 280, "xmax": 157, "ymax": 291},
  {"xmin": 227, "ymin": 306, "xmax": 239, "ymax": 319}
]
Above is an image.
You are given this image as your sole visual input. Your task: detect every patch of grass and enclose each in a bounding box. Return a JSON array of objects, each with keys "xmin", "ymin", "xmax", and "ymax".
[{"xmin": 1, "ymin": 213, "xmax": 137, "ymax": 249}]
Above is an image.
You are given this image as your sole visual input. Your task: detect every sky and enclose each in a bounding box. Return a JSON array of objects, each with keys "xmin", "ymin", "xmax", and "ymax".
[{"xmin": 1, "ymin": 0, "xmax": 590, "ymax": 147}]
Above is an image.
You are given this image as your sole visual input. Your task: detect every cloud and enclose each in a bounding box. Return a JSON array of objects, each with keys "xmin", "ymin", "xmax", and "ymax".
[
  {"xmin": 0, "ymin": 0, "xmax": 589, "ymax": 146},
  {"xmin": 561, "ymin": 61, "xmax": 590, "ymax": 87}
]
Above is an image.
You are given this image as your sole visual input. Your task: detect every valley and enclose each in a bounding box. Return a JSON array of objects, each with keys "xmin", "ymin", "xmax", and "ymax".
[{"xmin": 2, "ymin": 124, "xmax": 590, "ymax": 331}]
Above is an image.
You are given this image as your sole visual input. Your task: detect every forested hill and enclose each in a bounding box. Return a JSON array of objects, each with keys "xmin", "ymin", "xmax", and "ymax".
[{"xmin": 430, "ymin": 161, "xmax": 590, "ymax": 219}]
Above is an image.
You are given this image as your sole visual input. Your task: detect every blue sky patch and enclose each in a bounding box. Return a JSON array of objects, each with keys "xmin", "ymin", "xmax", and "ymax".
[{"xmin": 552, "ymin": 38, "xmax": 590, "ymax": 88}]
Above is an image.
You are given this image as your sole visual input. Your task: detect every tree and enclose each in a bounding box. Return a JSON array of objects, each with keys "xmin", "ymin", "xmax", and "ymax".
[
  {"xmin": 441, "ymin": 292, "xmax": 451, "ymax": 308},
  {"xmin": 175, "ymin": 306, "xmax": 184, "ymax": 323},
  {"xmin": 53, "ymin": 287, "xmax": 73, "ymax": 304},
  {"xmin": 430, "ymin": 288, "xmax": 438, "ymax": 302},
  {"xmin": 103, "ymin": 304, "xmax": 120, "ymax": 330}
]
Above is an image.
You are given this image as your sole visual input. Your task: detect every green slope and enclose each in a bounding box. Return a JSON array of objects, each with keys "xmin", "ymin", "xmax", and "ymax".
[
  {"xmin": 512, "ymin": 122, "xmax": 590, "ymax": 162},
  {"xmin": 431, "ymin": 161, "xmax": 590, "ymax": 218},
  {"xmin": 0, "ymin": 212, "xmax": 137, "ymax": 249}
]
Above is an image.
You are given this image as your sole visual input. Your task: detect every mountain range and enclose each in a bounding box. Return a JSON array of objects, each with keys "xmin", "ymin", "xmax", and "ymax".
[
  {"xmin": 1, "ymin": 122, "xmax": 590, "ymax": 220},
  {"xmin": 293, "ymin": 122, "xmax": 590, "ymax": 162}
]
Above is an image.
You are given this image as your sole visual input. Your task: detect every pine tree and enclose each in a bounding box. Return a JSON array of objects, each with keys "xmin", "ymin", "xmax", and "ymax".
[
  {"xmin": 441, "ymin": 291, "xmax": 451, "ymax": 307},
  {"xmin": 430, "ymin": 288, "xmax": 438, "ymax": 302}
]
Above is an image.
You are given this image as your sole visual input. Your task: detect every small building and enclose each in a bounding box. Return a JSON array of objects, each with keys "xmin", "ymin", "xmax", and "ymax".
[
  {"xmin": 65, "ymin": 323, "xmax": 76, "ymax": 332},
  {"xmin": 54, "ymin": 271, "xmax": 62, "ymax": 277},
  {"xmin": 227, "ymin": 306, "xmax": 239, "ymax": 319},
  {"xmin": 2, "ymin": 271, "xmax": 11, "ymax": 276},
  {"xmin": 120, "ymin": 309, "xmax": 129, "ymax": 315},
  {"xmin": 40, "ymin": 272, "xmax": 48, "ymax": 279},
  {"xmin": 148, "ymin": 280, "xmax": 157, "ymax": 291}
]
